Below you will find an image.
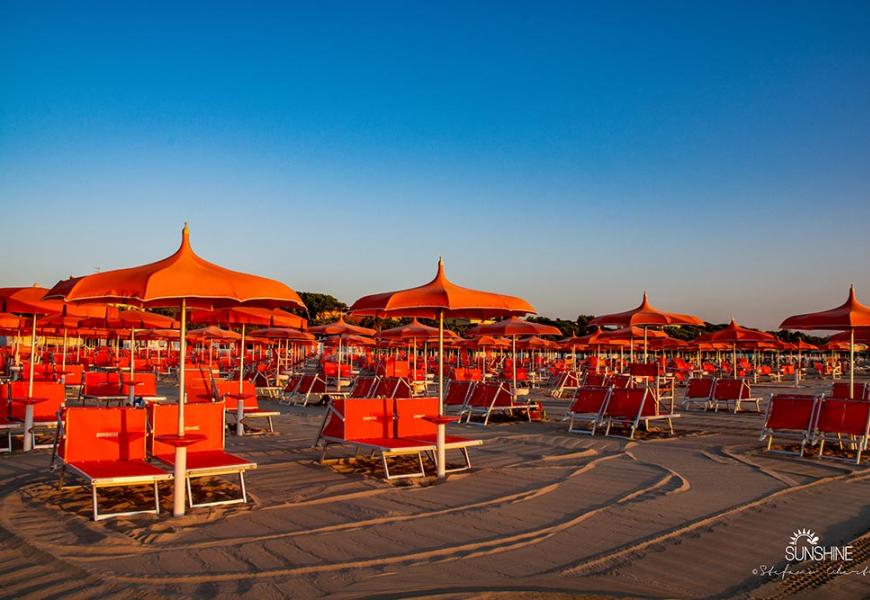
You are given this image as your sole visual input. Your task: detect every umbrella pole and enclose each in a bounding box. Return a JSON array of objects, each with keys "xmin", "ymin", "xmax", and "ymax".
[
  {"xmin": 173, "ymin": 298, "xmax": 188, "ymax": 517},
  {"xmin": 239, "ymin": 324, "xmax": 246, "ymax": 393},
  {"xmin": 61, "ymin": 328, "xmax": 68, "ymax": 383},
  {"xmin": 512, "ymin": 335, "xmax": 517, "ymax": 394},
  {"xmin": 236, "ymin": 324, "xmax": 246, "ymax": 437},
  {"xmin": 850, "ymin": 328, "xmax": 855, "ymax": 399},
  {"xmin": 22, "ymin": 314, "xmax": 39, "ymax": 452},
  {"xmin": 128, "ymin": 328, "xmax": 137, "ymax": 405},
  {"xmin": 644, "ymin": 327, "xmax": 648, "ymax": 362},
  {"xmin": 732, "ymin": 343, "xmax": 737, "ymax": 378},
  {"xmin": 437, "ymin": 310, "xmax": 446, "ymax": 479},
  {"xmin": 413, "ymin": 337, "xmax": 417, "ymax": 383}
]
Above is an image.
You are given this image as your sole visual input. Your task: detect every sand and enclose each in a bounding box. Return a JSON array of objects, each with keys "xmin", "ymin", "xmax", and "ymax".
[{"xmin": 0, "ymin": 379, "xmax": 867, "ymax": 599}]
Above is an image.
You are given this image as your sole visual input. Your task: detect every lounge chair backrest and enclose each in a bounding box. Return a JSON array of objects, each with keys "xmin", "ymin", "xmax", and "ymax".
[
  {"xmin": 445, "ymin": 380, "xmax": 474, "ymax": 406},
  {"xmin": 322, "ymin": 398, "xmax": 394, "ymax": 440},
  {"xmin": 350, "ymin": 376, "xmax": 379, "ymax": 398},
  {"xmin": 84, "ymin": 371, "xmax": 122, "ymax": 396},
  {"xmin": 606, "ymin": 388, "xmax": 652, "ymax": 418},
  {"xmin": 765, "ymin": 394, "xmax": 818, "ymax": 431},
  {"xmin": 686, "ymin": 378, "xmax": 715, "ymax": 399},
  {"xmin": 490, "ymin": 384, "xmax": 513, "ymax": 407},
  {"xmin": 183, "ymin": 368, "xmax": 214, "ymax": 403},
  {"xmin": 148, "ymin": 401, "xmax": 226, "ymax": 459},
  {"xmin": 283, "ymin": 375, "xmax": 302, "ymax": 393},
  {"xmin": 713, "ymin": 378, "xmax": 748, "ymax": 401},
  {"xmin": 467, "ymin": 383, "xmax": 508, "ymax": 408},
  {"xmin": 62, "ymin": 406, "xmax": 147, "ymax": 463},
  {"xmin": 629, "ymin": 363, "xmax": 659, "ymax": 378},
  {"xmin": 8, "ymin": 381, "xmax": 65, "ymax": 420},
  {"xmin": 61, "ymin": 364, "xmax": 84, "ymax": 385},
  {"xmin": 374, "ymin": 377, "xmax": 410, "ymax": 399},
  {"xmin": 816, "ymin": 398, "xmax": 870, "ymax": 436},
  {"xmin": 831, "ymin": 382, "xmax": 867, "ymax": 400},
  {"xmin": 612, "ymin": 374, "xmax": 632, "ymax": 389},
  {"xmin": 584, "ymin": 373, "xmax": 608, "ymax": 387},
  {"xmin": 569, "ymin": 386, "xmax": 611, "ymax": 414},
  {"xmin": 213, "ymin": 380, "xmax": 259, "ymax": 409},
  {"xmin": 121, "ymin": 372, "xmax": 158, "ymax": 397},
  {"xmin": 394, "ymin": 397, "xmax": 438, "ymax": 437}
]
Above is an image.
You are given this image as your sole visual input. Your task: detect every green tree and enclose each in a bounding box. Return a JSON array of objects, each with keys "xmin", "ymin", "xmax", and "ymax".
[{"xmin": 295, "ymin": 292, "xmax": 348, "ymax": 325}]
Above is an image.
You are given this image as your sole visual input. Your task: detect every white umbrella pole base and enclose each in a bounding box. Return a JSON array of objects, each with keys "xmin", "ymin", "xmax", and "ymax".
[
  {"xmin": 173, "ymin": 447, "xmax": 187, "ymax": 517},
  {"xmin": 436, "ymin": 424, "xmax": 446, "ymax": 479}
]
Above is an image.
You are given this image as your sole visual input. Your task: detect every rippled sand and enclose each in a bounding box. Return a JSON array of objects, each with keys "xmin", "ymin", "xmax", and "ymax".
[{"xmin": 0, "ymin": 379, "xmax": 867, "ymax": 599}]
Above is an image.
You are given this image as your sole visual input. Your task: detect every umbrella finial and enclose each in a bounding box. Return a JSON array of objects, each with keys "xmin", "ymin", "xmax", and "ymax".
[
  {"xmin": 435, "ymin": 257, "xmax": 446, "ymax": 280},
  {"xmin": 180, "ymin": 222, "xmax": 191, "ymax": 249}
]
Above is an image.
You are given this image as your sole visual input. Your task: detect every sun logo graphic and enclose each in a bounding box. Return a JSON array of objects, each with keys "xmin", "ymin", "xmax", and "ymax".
[
  {"xmin": 785, "ymin": 528, "xmax": 852, "ymax": 562},
  {"xmin": 789, "ymin": 529, "xmax": 819, "ymax": 547}
]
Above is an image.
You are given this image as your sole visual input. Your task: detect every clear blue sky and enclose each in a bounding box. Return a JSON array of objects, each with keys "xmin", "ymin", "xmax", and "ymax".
[{"xmin": 2, "ymin": 1, "xmax": 869, "ymax": 329}]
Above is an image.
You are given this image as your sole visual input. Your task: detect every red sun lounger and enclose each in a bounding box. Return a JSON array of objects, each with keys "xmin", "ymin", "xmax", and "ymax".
[
  {"xmin": 603, "ymin": 386, "xmax": 680, "ymax": 439},
  {"xmin": 9, "ymin": 381, "xmax": 65, "ymax": 449},
  {"xmin": 55, "ymin": 407, "xmax": 172, "ymax": 521},
  {"xmin": 461, "ymin": 382, "xmax": 531, "ymax": 426},
  {"xmin": 683, "ymin": 377, "xmax": 716, "ymax": 411},
  {"xmin": 214, "ymin": 380, "xmax": 280, "ymax": 433},
  {"xmin": 315, "ymin": 397, "xmax": 436, "ymax": 479},
  {"xmin": 712, "ymin": 378, "xmax": 762, "ymax": 413},
  {"xmin": 760, "ymin": 393, "xmax": 821, "ymax": 458},
  {"xmin": 815, "ymin": 396, "xmax": 870, "ymax": 464},
  {"xmin": 444, "ymin": 380, "xmax": 476, "ymax": 414},
  {"xmin": 283, "ymin": 373, "xmax": 328, "ymax": 406},
  {"xmin": 148, "ymin": 401, "xmax": 256, "ymax": 508},
  {"xmin": 349, "ymin": 376, "xmax": 380, "ymax": 398},
  {"xmin": 566, "ymin": 386, "xmax": 611, "ymax": 435},
  {"xmin": 394, "ymin": 397, "xmax": 482, "ymax": 473}
]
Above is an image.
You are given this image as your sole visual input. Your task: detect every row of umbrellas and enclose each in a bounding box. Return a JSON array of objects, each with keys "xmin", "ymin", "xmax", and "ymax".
[{"xmin": 2, "ymin": 223, "xmax": 868, "ymax": 516}]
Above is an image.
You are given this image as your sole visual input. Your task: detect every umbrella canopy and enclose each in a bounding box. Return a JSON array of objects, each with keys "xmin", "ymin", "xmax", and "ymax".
[
  {"xmin": 575, "ymin": 327, "xmax": 612, "ymax": 346},
  {"xmin": 589, "ymin": 292, "xmax": 703, "ymax": 327},
  {"xmin": 190, "ymin": 306, "xmax": 302, "ymax": 327},
  {"xmin": 781, "ymin": 286, "xmax": 870, "ymax": 330},
  {"xmin": 463, "ymin": 317, "xmax": 559, "ymax": 391},
  {"xmin": 350, "ymin": 258, "xmax": 534, "ymax": 319},
  {"xmin": 248, "ymin": 327, "xmax": 316, "ymax": 342},
  {"xmin": 0, "ymin": 312, "xmax": 22, "ymax": 330},
  {"xmin": 310, "ymin": 317, "xmax": 376, "ymax": 390},
  {"xmin": 308, "ymin": 315, "xmax": 376, "ymax": 336},
  {"xmin": 187, "ymin": 325, "xmax": 242, "ymax": 341},
  {"xmin": 517, "ymin": 335, "xmax": 559, "ymax": 349},
  {"xmin": 270, "ymin": 308, "xmax": 307, "ymax": 329},
  {"xmin": 827, "ymin": 329, "xmax": 870, "ymax": 344},
  {"xmin": 699, "ymin": 319, "xmax": 776, "ymax": 344},
  {"xmin": 44, "ymin": 223, "xmax": 305, "ymax": 516},
  {"xmin": 138, "ymin": 328, "xmax": 179, "ymax": 341},
  {"xmin": 589, "ymin": 292, "xmax": 703, "ymax": 361},
  {"xmin": 45, "ymin": 227, "xmax": 304, "ymax": 310},
  {"xmin": 325, "ymin": 333, "xmax": 376, "ymax": 347},
  {"xmin": 821, "ymin": 340, "xmax": 866, "ymax": 352},
  {"xmin": 597, "ymin": 326, "xmax": 668, "ymax": 342},
  {"xmin": 462, "ymin": 335, "xmax": 511, "ymax": 348},
  {"xmin": 790, "ymin": 339, "xmax": 820, "ymax": 351},
  {"xmin": 695, "ymin": 319, "xmax": 776, "ymax": 377},
  {"xmin": 466, "ymin": 316, "xmax": 561, "ymax": 337},
  {"xmin": 349, "ymin": 257, "xmax": 534, "ymax": 479},
  {"xmin": 376, "ymin": 318, "xmax": 456, "ymax": 340},
  {"xmin": 780, "ymin": 286, "xmax": 870, "ymax": 397}
]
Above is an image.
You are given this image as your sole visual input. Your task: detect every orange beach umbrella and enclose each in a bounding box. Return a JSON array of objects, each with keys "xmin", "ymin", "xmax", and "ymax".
[
  {"xmin": 45, "ymin": 223, "xmax": 305, "ymax": 516},
  {"xmin": 781, "ymin": 286, "xmax": 870, "ymax": 397},
  {"xmin": 589, "ymin": 292, "xmax": 703, "ymax": 360},
  {"xmin": 350, "ymin": 258, "xmax": 534, "ymax": 478}
]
